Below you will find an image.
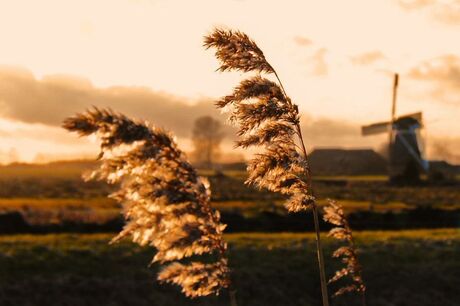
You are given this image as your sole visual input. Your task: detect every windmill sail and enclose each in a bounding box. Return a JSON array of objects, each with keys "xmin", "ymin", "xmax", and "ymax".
[
  {"xmin": 362, "ymin": 121, "xmax": 391, "ymax": 136},
  {"xmin": 361, "ymin": 112, "xmax": 423, "ymax": 136}
]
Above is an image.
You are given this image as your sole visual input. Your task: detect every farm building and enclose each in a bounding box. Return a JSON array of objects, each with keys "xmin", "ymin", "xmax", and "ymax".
[
  {"xmin": 428, "ymin": 160, "xmax": 460, "ymax": 180},
  {"xmin": 308, "ymin": 148, "xmax": 387, "ymax": 176}
]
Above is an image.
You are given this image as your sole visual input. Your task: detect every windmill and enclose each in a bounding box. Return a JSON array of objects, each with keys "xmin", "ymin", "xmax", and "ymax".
[{"xmin": 361, "ymin": 73, "xmax": 429, "ymax": 182}]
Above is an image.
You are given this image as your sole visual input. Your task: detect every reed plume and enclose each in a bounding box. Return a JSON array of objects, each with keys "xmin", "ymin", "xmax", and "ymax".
[
  {"xmin": 204, "ymin": 29, "xmax": 274, "ymax": 74},
  {"xmin": 63, "ymin": 107, "xmax": 232, "ymax": 299},
  {"xmin": 323, "ymin": 200, "xmax": 367, "ymax": 305},
  {"xmin": 205, "ymin": 28, "xmax": 330, "ymax": 306}
]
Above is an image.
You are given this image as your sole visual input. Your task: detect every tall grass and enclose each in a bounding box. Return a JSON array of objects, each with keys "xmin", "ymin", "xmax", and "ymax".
[
  {"xmin": 204, "ymin": 28, "xmax": 371, "ymax": 306},
  {"xmin": 324, "ymin": 200, "xmax": 367, "ymax": 305},
  {"xmin": 58, "ymin": 29, "xmax": 371, "ymax": 305},
  {"xmin": 204, "ymin": 28, "xmax": 331, "ymax": 306},
  {"xmin": 63, "ymin": 108, "xmax": 236, "ymax": 304}
]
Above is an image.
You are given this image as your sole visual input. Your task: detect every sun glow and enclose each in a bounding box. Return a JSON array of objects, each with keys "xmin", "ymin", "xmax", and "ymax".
[{"xmin": 0, "ymin": 0, "xmax": 459, "ymax": 163}]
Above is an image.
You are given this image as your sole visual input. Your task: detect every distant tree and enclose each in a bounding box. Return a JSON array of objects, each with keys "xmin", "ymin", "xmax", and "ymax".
[{"xmin": 192, "ymin": 116, "xmax": 224, "ymax": 169}]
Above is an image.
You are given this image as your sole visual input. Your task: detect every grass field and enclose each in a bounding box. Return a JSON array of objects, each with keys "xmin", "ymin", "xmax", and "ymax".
[
  {"xmin": 0, "ymin": 163, "xmax": 459, "ymax": 231},
  {"xmin": 0, "ymin": 162, "xmax": 459, "ymax": 305},
  {"xmin": 1, "ymin": 196, "xmax": 458, "ymax": 232},
  {"xmin": 0, "ymin": 197, "xmax": 424, "ymax": 216},
  {"xmin": 1, "ymin": 162, "xmax": 459, "ymax": 207},
  {"xmin": 0, "ymin": 229, "xmax": 458, "ymax": 306}
]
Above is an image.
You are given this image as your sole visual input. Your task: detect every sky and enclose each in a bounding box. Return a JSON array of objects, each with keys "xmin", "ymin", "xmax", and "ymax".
[{"xmin": 0, "ymin": 0, "xmax": 459, "ymax": 163}]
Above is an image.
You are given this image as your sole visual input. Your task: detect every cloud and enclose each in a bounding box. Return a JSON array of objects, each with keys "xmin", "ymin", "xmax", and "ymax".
[
  {"xmin": 409, "ymin": 54, "xmax": 460, "ymax": 83},
  {"xmin": 0, "ymin": 66, "xmax": 385, "ymax": 162},
  {"xmin": 408, "ymin": 54, "xmax": 460, "ymax": 104},
  {"xmin": 0, "ymin": 66, "xmax": 227, "ymax": 138},
  {"xmin": 300, "ymin": 116, "xmax": 382, "ymax": 149},
  {"xmin": 397, "ymin": 0, "xmax": 460, "ymax": 25},
  {"xmin": 293, "ymin": 36, "xmax": 312, "ymax": 47},
  {"xmin": 4, "ymin": 66, "xmax": 454, "ymax": 164},
  {"xmin": 397, "ymin": 0, "xmax": 435, "ymax": 9},
  {"xmin": 351, "ymin": 51, "xmax": 386, "ymax": 66},
  {"xmin": 0, "ymin": 118, "xmax": 89, "ymax": 146}
]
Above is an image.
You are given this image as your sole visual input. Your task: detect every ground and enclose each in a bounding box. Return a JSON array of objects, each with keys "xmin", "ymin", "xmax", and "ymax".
[
  {"xmin": 0, "ymin": 162, "xmax": 459, "ymax": 305},
  {"xmin": 0, "ymin": 167, "xmax": 459, "ymax": 231},
  {"xmin": 0, "ymin": 230, "xmax": 459, "ymax": 306}
]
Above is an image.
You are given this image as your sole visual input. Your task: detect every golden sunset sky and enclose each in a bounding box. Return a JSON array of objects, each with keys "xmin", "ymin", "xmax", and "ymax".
[{"xmin": 0, "ymin": 0, "xmax": 459, "ymax": 163}]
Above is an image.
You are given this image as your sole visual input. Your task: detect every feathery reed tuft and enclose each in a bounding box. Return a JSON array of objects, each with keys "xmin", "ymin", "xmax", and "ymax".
[
  {"xmin": 323, "ymin": 200, "xmax": 367, "ymax": 303},
  {"xmin": 63, "ymin": 107, "xmax": 230, "ymax": 298},
  {"xmin": 205, "ymin": 28, "xmax": 330, "ymax": 306},
  {"xmin": 205, "ymin": 30, "xmax": 310, "ymax": 213},
  {"xmin": 204, "ymin": 29, "xmax": 274, "ymax": 73}
]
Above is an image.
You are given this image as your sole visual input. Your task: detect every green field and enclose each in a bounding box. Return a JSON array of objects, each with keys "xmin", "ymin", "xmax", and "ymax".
[
  {"xmin": 1, "ymin": 162, "xmax": 459, "ymax": 207},
  {"xmin": 0, "ymin": 229, "xmax": 458, "ymax": 306},
  {"xmin": 2, "ymin": 196, "xmax": 458, "ymax": 231},
  {"xmin": 1, "ymin": 165, "xmax": 459, "ymax": 231},
  {"xmin": 0, "ymin": 162, "xmax": 459, "ymax": 305}
]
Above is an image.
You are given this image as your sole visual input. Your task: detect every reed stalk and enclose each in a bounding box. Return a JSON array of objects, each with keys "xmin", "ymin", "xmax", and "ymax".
[{"xmin": 204, "ymin": 28, "xmax": 330, "ymax": 306}]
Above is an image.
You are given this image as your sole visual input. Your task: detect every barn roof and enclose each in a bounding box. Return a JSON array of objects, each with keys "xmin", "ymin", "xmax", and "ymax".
[{"xmin": 309, "ymin": 148, "xmax": 387, "ymax": 176}]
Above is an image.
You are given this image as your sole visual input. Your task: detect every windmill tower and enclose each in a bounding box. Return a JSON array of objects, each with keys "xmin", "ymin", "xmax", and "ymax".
[{"xmin": 361, "ymin": 74, "xmax": 429, "ymax": 182}]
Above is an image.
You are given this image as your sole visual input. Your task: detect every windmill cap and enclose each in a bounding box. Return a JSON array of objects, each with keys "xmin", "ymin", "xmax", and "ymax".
[{"xmin": 394, "ymin": 112, "xmax": 423, "ymax": 130}]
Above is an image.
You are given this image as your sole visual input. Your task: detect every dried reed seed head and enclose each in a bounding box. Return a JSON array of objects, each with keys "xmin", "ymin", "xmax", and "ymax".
[
  {"xmin": 63, "ymin": 107, "xmax": 229, "ymax": 297},
  {"xmin": 217, "ymin": 76, "xmax": 285, "ymax": 108},
  {"xmin": 333, "ymin": 285, "xmax": 360, "ymax": 297},
  {"xmin": 332, "ymin": 246, "xmax": 354, "ymax": 258},
  {"xmin": 238, "ymin": 123, "xmax": 309, "ymax": 204},
  {"xmin": 322, "ymin": 200, "xmax": 345, "ymax": 227},
  {"xmin": 247, "ymin": 143, "xmax": 304, "ymax": 173},
  {"xmin": 253, "ymin": 168, "xmax": 308, "ymax": 196},
  {"xmin": 323, "ymin": 200, "xmax": 366, "ymax": 297},
  {"xmin": 328, "ymin": 227, "xmax": 350, "ymax": 241},
  {"xmin": 207, "ymin": 28, "xmax": 311, "ymax": 212},
  {"xmin": 231, "ymin": 99, "xmax": 297, "ymax": 135},
  {"xmin": 246, "ymin": 143, "xmax": 306, "ymax": 187},
  {"xmin": 204, "ymin": 28, "xmax": 274, "ymax": 73},
  {"xmin": 219, "ymin": 78, "xmax": 306, "ymax": 201},
  {"xmin": 284, "ymin": 193, "xmax": 315, "ymax": 212},
  {"xmin": 158, "ymin": 259, "xmax": 230, "ymax": 298},
  {"xmin": 63, "ymin": 107, "xmax": 153, "ymax": 151},
  {"xmin": 235, "ymin": 121, "xmax": 295, "ymax": 148},
  {"xmin": 328, "ymin": 267, "xmax": 350, "ymax": 284},
  {"xmin": 217, "ymin": 76, "xmax": 299, "ymax": 134}
]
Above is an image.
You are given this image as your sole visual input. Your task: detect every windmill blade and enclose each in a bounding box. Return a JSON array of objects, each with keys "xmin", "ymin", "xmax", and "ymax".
[
  {"xmin": 362, "ymin": 112, "xmax": 423, "ymax": 136},
  {"xmin": 362, "ymin": 121, "xmax": 391, "ymax": 136}
]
